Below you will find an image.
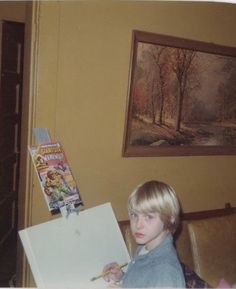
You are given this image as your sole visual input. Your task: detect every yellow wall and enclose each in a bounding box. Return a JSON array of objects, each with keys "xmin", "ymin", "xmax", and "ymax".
[{"xmin": 28, "ymin": 1, "xmax": 236, "ymax": 225}]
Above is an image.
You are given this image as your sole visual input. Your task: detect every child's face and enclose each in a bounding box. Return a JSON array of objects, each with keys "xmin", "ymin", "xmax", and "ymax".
[{"xmin": 129, "ymin": 211, "xmax": 167, "ymax": 250}]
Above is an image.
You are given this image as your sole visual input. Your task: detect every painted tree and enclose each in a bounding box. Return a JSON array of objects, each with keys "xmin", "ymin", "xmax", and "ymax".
[
  {"xmin": 136, "ymin": 43, "xmax": 172, "ymax": 125},
  {"xmin": 171, "ymin": 48, "xmax": 196, "ymax": 131},
  {"xmin": 217, "ymin": 56, "xmax": 236, "ymax": 121},
  {"xmin": 148, "ymin": 45, "xmax": 171, "ymax": 125}
]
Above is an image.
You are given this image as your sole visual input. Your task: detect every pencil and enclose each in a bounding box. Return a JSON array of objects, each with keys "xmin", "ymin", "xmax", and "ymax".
[{"xmin": 90, "ymin": 263, "xmax": 128, "ymax": 282}]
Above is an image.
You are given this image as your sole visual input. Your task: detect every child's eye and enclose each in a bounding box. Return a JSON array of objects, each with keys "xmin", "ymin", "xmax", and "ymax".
[
  {"xmin": 145, "ymin": 214, "xmax": 155, "ymax": 220},
  {"xmin": 129, "ymin": 212, "xmax": 138, "ymax": 219}
]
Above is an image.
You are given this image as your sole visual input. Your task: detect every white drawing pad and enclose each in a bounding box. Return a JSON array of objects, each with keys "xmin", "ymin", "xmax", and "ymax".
[{"xmin": 19, "ymin": 203, "xmax": 130, "ymax": 288}]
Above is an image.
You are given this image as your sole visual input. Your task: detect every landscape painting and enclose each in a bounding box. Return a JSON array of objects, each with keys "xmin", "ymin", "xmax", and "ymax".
[{"xmin": 122, "ymin": 30, "xmax": 236, "ymax": 157}]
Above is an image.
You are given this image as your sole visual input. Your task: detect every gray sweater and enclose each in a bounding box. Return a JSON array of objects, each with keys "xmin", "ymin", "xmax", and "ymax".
[{"xmin": 121, "ymin": 234, "xmax": 185, "ymax": 288}]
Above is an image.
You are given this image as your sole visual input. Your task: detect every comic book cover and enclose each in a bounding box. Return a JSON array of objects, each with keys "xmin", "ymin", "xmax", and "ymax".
[{"xmin": 29, "ymin": 142, "xmax": 82, "ymax": 213}]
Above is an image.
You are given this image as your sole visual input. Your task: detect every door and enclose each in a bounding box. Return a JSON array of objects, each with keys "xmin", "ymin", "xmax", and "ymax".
[{"xmin": 0, "ymin": 21, "xmax": 24, "ymax": 249}]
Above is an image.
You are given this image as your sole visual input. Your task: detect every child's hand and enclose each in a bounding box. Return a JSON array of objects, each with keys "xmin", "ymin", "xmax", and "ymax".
[{"xmin": 102, "ymin": 262, "xmax": 124, "ymax": 283}]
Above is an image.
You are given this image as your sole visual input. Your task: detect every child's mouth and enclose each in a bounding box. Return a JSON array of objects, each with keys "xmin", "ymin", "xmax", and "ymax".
[{"xmin": 134, "ymin": 232, "xmax": 145, "ymax": 239}]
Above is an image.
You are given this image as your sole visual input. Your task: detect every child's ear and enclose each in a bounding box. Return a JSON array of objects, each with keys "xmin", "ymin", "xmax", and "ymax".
[{"xmin": 170, "ymin": 216, "xmax": 175, "ymax": 224}]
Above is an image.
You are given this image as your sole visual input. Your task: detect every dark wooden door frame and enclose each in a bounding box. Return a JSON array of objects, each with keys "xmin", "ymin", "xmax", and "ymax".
[{"xmin": 0, "ymin": 20, "xmax": 25, "ymax": 246}]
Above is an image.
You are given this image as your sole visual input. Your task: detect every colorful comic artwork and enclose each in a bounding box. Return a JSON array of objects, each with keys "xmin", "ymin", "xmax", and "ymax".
[{"xmin": 29, "ymin": 142, "xmax": 82, "ymax": 213}]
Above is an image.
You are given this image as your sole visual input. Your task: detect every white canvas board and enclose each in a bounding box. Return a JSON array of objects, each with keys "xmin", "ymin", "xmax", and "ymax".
[{"xmin": 19, "ymin": 203, "xmax": 130, "ymax": 288}]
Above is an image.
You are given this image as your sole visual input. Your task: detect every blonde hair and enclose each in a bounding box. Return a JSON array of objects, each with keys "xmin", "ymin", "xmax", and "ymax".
[{"xmin": 128, "ymin": 180, "xmax": 181, "ymax": 233}]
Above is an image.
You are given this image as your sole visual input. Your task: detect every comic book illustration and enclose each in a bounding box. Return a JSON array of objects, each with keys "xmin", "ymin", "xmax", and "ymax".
[{"xmin": 29, "ymin": 142, "xmax": 82, "ymax": 213}]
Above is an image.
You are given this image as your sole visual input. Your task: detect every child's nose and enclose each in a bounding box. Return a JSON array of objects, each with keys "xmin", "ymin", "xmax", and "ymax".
[{"xmin": 136, "ymin": 216, "xmax": 144, "ymax": 229}]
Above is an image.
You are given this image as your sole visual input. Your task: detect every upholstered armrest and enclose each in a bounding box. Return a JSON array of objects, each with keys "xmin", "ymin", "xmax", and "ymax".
[{"xmin": 187, "ymin": 214, "xmax": 236, "ymax": 288}]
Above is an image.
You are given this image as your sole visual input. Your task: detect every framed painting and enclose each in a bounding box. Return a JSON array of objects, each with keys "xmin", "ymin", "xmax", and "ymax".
[{"xmin": 122, "ymin": 30, "xmax": 236, "ymax": 157}]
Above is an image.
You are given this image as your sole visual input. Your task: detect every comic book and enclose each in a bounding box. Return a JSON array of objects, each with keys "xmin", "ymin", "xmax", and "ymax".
[{"xmin": 29, "ymin": 142, "xmax": 82, "ymax": 213}]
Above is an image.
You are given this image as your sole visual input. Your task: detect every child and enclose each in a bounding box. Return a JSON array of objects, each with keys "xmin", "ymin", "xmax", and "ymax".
[{"xmin": 103, "ymin": 180, "xmax": 185, "ymax": 288}]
